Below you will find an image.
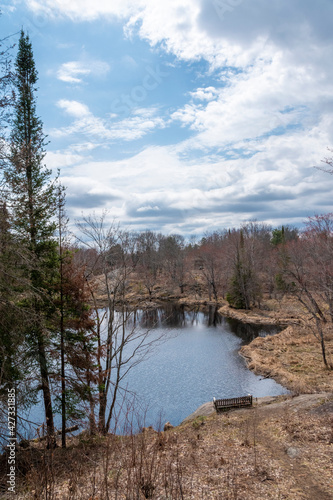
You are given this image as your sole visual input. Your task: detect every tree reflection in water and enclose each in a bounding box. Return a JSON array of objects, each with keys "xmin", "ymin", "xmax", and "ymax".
[{"xmin": 127, "ymin": 303, "xmax": 281, "ymax": 343}]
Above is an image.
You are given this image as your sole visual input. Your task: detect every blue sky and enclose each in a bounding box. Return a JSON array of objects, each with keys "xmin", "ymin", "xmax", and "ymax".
[{"xmin": 2, "ymin": 0, "xmax": 333, "ymax": 235}]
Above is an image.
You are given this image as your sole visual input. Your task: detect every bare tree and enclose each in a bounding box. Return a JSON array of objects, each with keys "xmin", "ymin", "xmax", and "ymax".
[
  {"xmin": 76, "ymin": 213, "xmax": 165, "ymax": 434},
  {"xmin": 224, "ymin": 224, "xmax": 267, "ymax": 310},
  {"xmin": 316, "ymin": 147, "xmax": 333, "ymax": 175},
  {"xmin": 280, "ymin": 214, "xmax": 333, "ymax": 368},
  {"xmin": 199, "ymin": 238, "xmax": 227, "ymax": 302},
  {"xmin": 136, "ymin": 230, "xmax": 161, "ymax": 301},
  {"xmin": 159, "ymin": 234, "xmax": 188, "ymax": 294}
]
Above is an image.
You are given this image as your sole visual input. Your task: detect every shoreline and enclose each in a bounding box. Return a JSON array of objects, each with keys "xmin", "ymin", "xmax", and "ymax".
[
  {"xmin": 92, "ymin": 290, "xmax": 332, "ymax": 396},
  {"xmin": 4, "ymin": 290, "xmax": 332, "ymax": 498}
]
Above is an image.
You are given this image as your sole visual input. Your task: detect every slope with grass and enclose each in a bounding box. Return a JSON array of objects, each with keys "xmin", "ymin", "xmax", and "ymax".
[{"xmin": 2, "ymin": 393, "xmax": 332, "ymax": 499}]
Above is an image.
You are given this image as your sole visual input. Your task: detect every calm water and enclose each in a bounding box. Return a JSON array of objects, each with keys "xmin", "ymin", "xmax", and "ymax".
[
  {"xmin": 113, "ymin": 304, "xmax": 289, "ymax": 429},
  {"xmin": 19, "ymin": 304, "xmax": 289, "ymax": 437}
]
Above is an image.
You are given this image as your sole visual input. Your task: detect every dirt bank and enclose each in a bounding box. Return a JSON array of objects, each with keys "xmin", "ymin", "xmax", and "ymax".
[
  {"xmin": 218, "ymin": 303, "xmax": 301, "ymax": 326},
  {"xmin": 216, "ymin": 302, "xmax": 333, "ymax": 395}
]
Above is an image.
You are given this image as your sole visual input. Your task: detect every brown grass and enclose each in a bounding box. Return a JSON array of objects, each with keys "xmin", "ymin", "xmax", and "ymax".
[
  {"xmin": 241, "ymin": 323, "xmax": 333, "ymax": 394},
  {"xmin": 2, "ymin": 394, "xmax": 332, "ymax": 500}
]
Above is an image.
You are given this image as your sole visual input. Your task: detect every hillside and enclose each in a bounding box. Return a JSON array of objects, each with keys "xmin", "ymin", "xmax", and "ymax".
[{"xmin": 3, "ymin": 392, "xmax": 332, "ymax": 499}]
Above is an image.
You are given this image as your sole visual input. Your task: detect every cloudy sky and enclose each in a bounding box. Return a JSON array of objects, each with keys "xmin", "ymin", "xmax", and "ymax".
[{"xmin": 2, "ymin": 0, "xmax": 333, "ymax": 235}]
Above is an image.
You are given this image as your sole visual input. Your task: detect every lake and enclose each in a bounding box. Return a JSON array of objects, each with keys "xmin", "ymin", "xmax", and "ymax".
[
  {"xmin": 109, "ymin": 304, "xmax": 289, "ymax": 430},
  {"xmin": 19, "ymin": 304, "xmax": 289, "ymax": 437}
]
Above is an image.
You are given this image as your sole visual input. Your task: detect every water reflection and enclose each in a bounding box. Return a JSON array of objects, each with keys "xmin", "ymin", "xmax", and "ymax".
[
  {"xmin": 226, "ymin": 317, "xmax": 281, "ymax": 343},
  {"xmin": 129, "ymin": 303, "xmax": 281, "ymax": 343},
  {"xmin": 123, "ymin": 303, "xmax": 288, "ymax": 428},
  {"xmin": 21, "ymin": 303, "xmax": 288, "ymax": 435}
]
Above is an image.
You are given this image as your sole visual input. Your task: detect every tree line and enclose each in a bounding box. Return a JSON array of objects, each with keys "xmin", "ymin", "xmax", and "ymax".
[{"xmin": 0, "ymin": 30, "xmax": 332, "ymax": 451}]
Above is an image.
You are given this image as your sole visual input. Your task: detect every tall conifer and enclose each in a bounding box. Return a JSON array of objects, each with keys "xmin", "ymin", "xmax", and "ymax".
[{"xmin": 5, "ymin": 30, "xmax": 58, "ymax": 446}]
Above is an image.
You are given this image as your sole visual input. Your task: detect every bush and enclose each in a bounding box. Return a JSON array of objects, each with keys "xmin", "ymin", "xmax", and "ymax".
[{"xmin": 226, "ymin": 291, "xmax": 246, "ymax": 309}]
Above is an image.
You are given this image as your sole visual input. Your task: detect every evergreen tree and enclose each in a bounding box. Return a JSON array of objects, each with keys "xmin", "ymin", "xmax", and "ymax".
[
  {"xmin": 0, "ymin": 203, "xmax": 26, "ymax": 440},
  {"xmin": 5, "ymin": 30, "xmax": 58, "ymax": 446},
  {"xmin": 8, "ymin": 30, "xmax": 56, "ymax": 243},
  {"xmin": 271, "ymin": 225, "xmax": 299, "ymax": 247}
]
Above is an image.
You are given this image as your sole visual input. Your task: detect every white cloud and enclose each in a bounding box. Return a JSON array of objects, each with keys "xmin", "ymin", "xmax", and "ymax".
[
  {"xmin": 26, "ymin": 1, "xmax": 333, "ymax": 69},
  {"xmin": 52, "ymin": 100, "xmax": 166, "ymax": 142},
  {"xmin": 57, "ymin": 61, "xmax": 89, "ymax": 83},
  {"xmin": 22, "ymin": 0, "xmax": 333, "ymax": 232},
  {"xmin": 57, "ymin": 99, "xmax": 91, "ymax": 118},
  {"xmin": 171, "ymin": 48, "xmax": 333, "ymax": 153},
  {"xmin": 26, "ymin": 0, "xmax": 136, "ymax": 21},
  {"xmin": 137, "ymin": 205, "xmax": 160, "ymax": 212},
  {"xmin": 45, "ymin": 150, "xmax": 86, "ymax": 170},
  {"xmin": 189, "ymin": 87, "xmax": 219, "ymax": 101},
  {"xmin": 70, "ymin": 142, "xmax": 102, "ymax": 153},
  {"xmin": 0, "ymin": 3, "xmax": 17, "ymax": 13},
  {"xmin": 29, "ymin": 0, "xmax": 333, "ymax": 151},
  {"xmin": 57, "ymin": 60, "xmax": 110, "ymax": 83},
  {"xmin": 60, "ymin": 126, "xmax": 333, "ymax": 234}
]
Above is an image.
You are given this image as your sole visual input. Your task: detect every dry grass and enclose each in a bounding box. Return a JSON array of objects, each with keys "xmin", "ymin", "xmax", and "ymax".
[
  {"xmin": 2, "ymin": 394, "xmax": 332, "ymax": 500},
  {"xmin": 217, "ymin": 294, "xmax": 333, "ymax": 395},
  {"xmin": 241, "ymin": 324, "xmax": 333, "ymax": 394}
]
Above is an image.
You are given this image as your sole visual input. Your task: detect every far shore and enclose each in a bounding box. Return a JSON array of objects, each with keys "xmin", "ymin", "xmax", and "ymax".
[{"xmin": 93, "ymin": 284, "xmax": 332, "ymax": 396}]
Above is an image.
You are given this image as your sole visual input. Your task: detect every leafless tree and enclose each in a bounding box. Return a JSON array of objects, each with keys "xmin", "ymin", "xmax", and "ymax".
[
  {"xmin": 316, "ymin": 147, "xmax": 333, "ymax": 175},
  {"xmin": 136, "ymin": 230, "xmax": 161, "ymax": 301},
  {"xmin": 76, "ymin": 213, "xmax": 166, "ymax": 434},
  {"xmin": 159, "ymin": 234, "xmax": 188, "ymax": 294},
  {"xmin": 199, "ymin": 237, "xmax": 228, "ymax": 302},
  {"xmin": 280, "ymin": 214, "xmax": 333, "ymax": 368},
  {"xmin": 223, "ymin": 224, "xmax": 269, "ymax": 309}
]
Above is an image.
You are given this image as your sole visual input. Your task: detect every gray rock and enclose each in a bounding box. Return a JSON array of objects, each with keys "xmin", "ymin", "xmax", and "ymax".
[
  {"xmin": 309, "ymin": 401, "xmax": 333, "ymax": 415},
  {"xmin": 181, "ymin": 402, "xmax": 216, "ymax": 424},
  {"xmin": 286, "ymin": 447, "xmax": 300, "ymax": 458}
]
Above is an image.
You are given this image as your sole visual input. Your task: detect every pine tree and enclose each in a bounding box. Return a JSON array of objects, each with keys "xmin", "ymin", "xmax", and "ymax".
[
  {"xmin": 0, "ymin": 203, "xmax": 26, "ymax": 439},
  {"xmin": 8, "ymin": 30, "xmax": 56, "ymax": 244},
  {"xmin": 5, "ymin": 30, "xmax": 58, "ymax": 446}
]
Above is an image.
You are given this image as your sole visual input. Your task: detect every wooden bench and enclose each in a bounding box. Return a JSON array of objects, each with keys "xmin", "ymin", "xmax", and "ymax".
[{"xmin": 213, "ymin": 395, "xmax": 253, "ymax": 412}]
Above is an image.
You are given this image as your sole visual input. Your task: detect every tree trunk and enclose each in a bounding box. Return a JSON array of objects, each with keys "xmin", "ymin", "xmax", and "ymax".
[
  {"xmin": 316, "ymin": 319, "xmax": 330, "ymax": 369},
  {"xmin": 37, "ymin": 333, "xmax": 56, "ymax": 448},
  {"xmin": 99, "ymin": 391, "xmax": 107, "ymax": 434},
  {"xmin": 60, "ymin": 321, "xmax": 66, "ymax": 448}
]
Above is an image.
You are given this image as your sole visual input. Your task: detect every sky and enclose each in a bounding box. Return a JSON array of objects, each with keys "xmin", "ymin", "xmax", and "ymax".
[{"xmin": 1, "ymin": 0, "xmax": 333, "ymax": 236}]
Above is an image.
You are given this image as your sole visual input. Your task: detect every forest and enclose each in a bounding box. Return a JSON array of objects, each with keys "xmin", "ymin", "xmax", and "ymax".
[{"xmin": 0, "ymin": 28, "xmax": 332, "ymax": 458}]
